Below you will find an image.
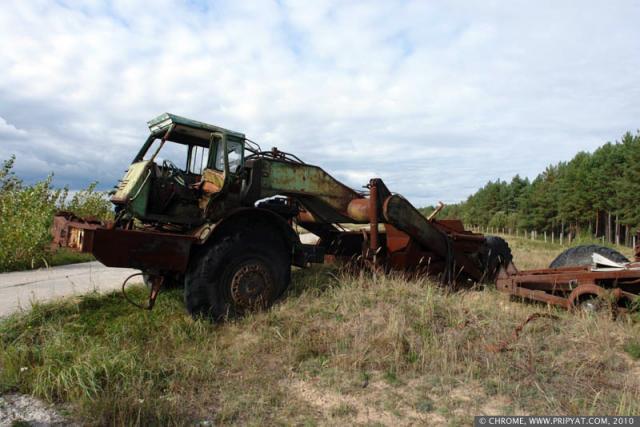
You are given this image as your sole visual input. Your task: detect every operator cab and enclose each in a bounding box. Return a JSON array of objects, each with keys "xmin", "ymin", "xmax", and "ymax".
[{"xmin": 111, "ymin": 113, "xmax": 246, "ymax": 225}]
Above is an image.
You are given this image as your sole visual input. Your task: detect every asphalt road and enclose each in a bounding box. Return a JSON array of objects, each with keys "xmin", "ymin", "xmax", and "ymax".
[
  {"xmin": 0, "ymin": 262, "xmax": 140, "ymax": 317},
  {"xmin": 0, "ymin": 234, "xmax": 320, "ymax": 318}
]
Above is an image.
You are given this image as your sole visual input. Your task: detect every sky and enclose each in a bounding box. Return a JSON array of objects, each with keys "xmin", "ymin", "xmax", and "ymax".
[{"xmin": 1, "ymin": 0, "xmax": 639, "ymax": 207}]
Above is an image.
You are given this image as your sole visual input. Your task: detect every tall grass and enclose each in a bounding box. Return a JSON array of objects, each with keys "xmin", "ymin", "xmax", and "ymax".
[
  {"xmin": 1, "ymin": 267, "xmax": 638, "ymax": 425},
  {"xmin": 0, "ymin": 156, "xmax": 113, "ymax": 272}
]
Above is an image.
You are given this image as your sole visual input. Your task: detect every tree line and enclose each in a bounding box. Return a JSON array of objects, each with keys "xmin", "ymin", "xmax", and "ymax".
[{"xmin": 422, "ymin": 131, "xmax": 640, "ymax": 245}]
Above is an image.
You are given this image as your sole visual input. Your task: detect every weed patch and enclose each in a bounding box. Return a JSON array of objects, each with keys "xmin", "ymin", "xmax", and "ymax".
[{"xmin": 624, "ymin": 341, "xmax": 640, "ymax": 360}]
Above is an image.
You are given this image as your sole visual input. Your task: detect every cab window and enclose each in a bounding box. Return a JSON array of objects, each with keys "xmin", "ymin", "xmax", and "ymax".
[
  {"xmin": 189, "ymin": 145, "xmax": 210, "ymax": 175},
  {"xmin": 215, "ymin": 140, "xmax": 243, "ymax": 173},
  {"xmin": 143, "ymin": 139, "xmax": 189, "ymax": 171}
]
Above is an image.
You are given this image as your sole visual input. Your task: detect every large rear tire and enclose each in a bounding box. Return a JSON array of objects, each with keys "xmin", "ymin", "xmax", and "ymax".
[
  {"xmin": 549, "ymin": 244, "xmax": 629, "ymax": 268},
  {"xmin": 184, "ymin": 226, "xmax": 291, "ymax": 321},
  {"xmin": 483, "ymin": 236, "xmax": 513, "ymax": 282}
]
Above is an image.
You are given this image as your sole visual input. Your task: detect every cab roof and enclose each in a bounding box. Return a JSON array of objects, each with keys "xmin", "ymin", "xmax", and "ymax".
[{"xmin": 147, "ymin": 113, "xmax": 245, "ymax": 142}]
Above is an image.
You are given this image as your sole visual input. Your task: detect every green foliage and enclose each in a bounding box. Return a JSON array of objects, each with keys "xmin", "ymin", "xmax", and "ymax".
[
  {"xmin": 0, "ymin": 156, "xmax": 113, "ymax": 272},
  {"xmin": 624, "ymin": 341, "xmax": 640, "ymax": 360},
  {"xmin": 64, "ymin": 182, "xmax": 113, "ymax": 219},
  {"xmin": 0, "ymin": 156, "xmax": 64, "ymax": 271},
  {"xmin": 428, "ymin": 132, "xmax": 640, "ymax": 239}
]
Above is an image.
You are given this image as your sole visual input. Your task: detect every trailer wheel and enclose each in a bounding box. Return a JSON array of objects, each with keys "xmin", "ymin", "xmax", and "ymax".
[
  {"xmin": 574, "ymin": 294, "xmax": 617, "ymax": 317},
  {"xmin": 483, "ymin": 236, "xmax": 513, "ymax": 281},
  {"xmin": 184, "ymin": 227, "xmax": 291, "ymax": 320},
  {"xmin": 577, "ymin": 296, "xmax": 606, "ymax": 313},
  {"xmin": 549, "ymin": 244, "xmax": 629, "ymax": 268}
]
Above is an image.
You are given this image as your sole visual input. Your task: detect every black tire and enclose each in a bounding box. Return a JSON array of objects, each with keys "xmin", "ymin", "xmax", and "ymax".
[
  {"xmin": 549, "ymin": 244, "xmax": 629, "ymax": 268},
  {"xmin": 483, "ymin": 236, "xmax": 513, "ymax": 282},
  {"xmin": 184, "ymin": 226, "xmax": 291, "ymax": 321}
]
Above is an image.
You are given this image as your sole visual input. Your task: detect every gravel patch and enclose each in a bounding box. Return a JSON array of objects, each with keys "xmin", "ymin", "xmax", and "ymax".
[{"xmin": 0, "ymin": 394, "xmax": 68, "ymax": 426}]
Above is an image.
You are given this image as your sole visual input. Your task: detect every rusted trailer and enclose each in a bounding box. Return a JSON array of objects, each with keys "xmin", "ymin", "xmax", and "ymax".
[{"xmin": 496, "ymin": 245, "xmax": 640, "ymax": 312}]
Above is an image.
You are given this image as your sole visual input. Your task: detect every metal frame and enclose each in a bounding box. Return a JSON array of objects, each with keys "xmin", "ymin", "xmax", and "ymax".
[{"xmin": 496, "ymin": 261, "xmax": 640, "ymax": 311}]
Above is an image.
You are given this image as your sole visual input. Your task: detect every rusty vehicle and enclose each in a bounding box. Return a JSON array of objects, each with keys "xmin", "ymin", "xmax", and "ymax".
[
  {"xmin": 53, "ymin": 113, "xmax": 512, "ymax": 319},
  {"xmin": 496, "ymin": 244, "xmax": 640, "ymax": 313}
]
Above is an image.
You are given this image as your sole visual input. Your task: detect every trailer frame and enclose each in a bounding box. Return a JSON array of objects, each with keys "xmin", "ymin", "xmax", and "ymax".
[{"xmin": 496, "ymin": 259, "xmax": 640, "ymax": 311}]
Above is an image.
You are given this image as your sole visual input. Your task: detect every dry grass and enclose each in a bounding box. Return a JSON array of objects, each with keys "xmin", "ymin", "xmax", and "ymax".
[
  {"xmin": 503, "ymin": 233, "xmax": 634, "ymax": 270},
  {"xmin": 1, "ymin": 237, "xmax": 639, "ymax": 426}
]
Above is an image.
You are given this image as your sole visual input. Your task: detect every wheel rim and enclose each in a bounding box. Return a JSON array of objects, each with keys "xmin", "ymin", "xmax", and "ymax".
[{"xmin": 230, "ymin": 262, "xmax": 274, "ymax": 309}]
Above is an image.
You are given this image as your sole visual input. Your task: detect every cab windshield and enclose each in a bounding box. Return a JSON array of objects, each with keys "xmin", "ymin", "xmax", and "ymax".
[{"xmin": 141, "ymin": 137, "xmax": 243, "ymax": 175}]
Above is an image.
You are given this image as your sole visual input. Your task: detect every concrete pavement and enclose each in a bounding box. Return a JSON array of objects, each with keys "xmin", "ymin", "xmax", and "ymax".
[
  {"xmin": 0, "ymin": 234, "xmax": 320, "ymax": 318},
  {"xmin": 0, "ymin": 262, "xmax": 139, "ymax": 317}
]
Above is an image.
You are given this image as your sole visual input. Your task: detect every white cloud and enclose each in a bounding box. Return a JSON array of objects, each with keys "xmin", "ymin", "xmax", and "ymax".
[
  {"xmin": 0, "ymin": 117, "xmax": 27, "ymax": 138},
  {"xmin": 0, "ymin": 0, "xmax": 639, "ymax": 206}
]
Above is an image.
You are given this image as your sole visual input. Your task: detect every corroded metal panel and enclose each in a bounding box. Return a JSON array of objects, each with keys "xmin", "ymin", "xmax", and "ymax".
[
  {"xmin": 383, "ymin": 194, "xmax": 484, "ymax": 280},
  {"xmin": 260, "ymin": 159, "xmax": 364, "ymax": 222},
  {"xmin": 91, "ymin": 228, "xmax": 197, "ymax": 272},
  {"xmin": 51, "ymin": 212, "xmax": 101, "ymax": 252},
  {"xmin": 110, "ymin": 160, "xmax": 152, "ymax": 217},
  {"xmin": 147, "ymin": 112, "xmax": 245, "ymax": 140}
]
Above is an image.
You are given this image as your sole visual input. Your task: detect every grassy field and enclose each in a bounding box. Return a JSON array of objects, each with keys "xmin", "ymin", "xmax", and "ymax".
[
  {"xmin": 1, "ymin": 236, "xmax": 639, "ymax": 425},
  {"xmin": 501, "ymin": 233, "xmax": 635, "ymax": 270},
  {"xmin": 46, "ymin": 248, "xmax": 95, "ymax": 268}
]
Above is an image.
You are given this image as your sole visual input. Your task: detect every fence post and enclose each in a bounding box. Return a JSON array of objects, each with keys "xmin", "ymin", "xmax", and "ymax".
[{"xmin": 544, "ymin": 231, "xmax": 547, "ymax": 242}]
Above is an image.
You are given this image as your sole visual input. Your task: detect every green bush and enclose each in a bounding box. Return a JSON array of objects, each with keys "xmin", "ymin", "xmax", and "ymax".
[
  {"xmin": 64, "ymin": 182, "xmax": 113, "ymax": 220},
  {"xmin": 0, "ymin": 156, "xmax": 113, "ymax": 272}
]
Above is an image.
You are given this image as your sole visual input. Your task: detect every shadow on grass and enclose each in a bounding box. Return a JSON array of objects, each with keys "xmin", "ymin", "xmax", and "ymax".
[{"xmin": 286, "ymin": 264, "xmax": 341, "ymax": 298}]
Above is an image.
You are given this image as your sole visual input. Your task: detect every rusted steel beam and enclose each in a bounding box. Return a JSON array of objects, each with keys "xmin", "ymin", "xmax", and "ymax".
[
  {"xmin": 346, "ymin": 198, "xmax": 369, "ymax": 222},
  {"xmin": 507, "ymin": 285, "xmax": 571, "ymax": 308},
  {"xmin": 382, "ymin": 194, "xmax": 484, "ymax": 281},
  {"xmin": 507, "ymin": 267, "xmax": 640, "ymax": 283}
]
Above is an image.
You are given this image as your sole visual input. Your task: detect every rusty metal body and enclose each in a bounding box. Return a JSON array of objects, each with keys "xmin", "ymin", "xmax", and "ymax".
[
  {"xmin": 294, "ymin": 178, "xmax": 490, "ymax": 282},
  {"xmin": 52, "ymin": 113, "xmax": 499, "ymax": 311},
  {"xmin": 496, "ymin": 258, "xmax": 640, "ymax": 311},
  {"xmin": 51, "ymin": 212, "xmax": 102, "ymax": 251},
  {"xmin": 51, "ymin": 113, "xmax": 640, "ymax": 318}
]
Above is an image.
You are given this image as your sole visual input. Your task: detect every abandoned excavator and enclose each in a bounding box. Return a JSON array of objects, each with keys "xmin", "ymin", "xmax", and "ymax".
[{"xmin": 52, "ymin": 113, "xmax": 512, "ymax": 319}]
